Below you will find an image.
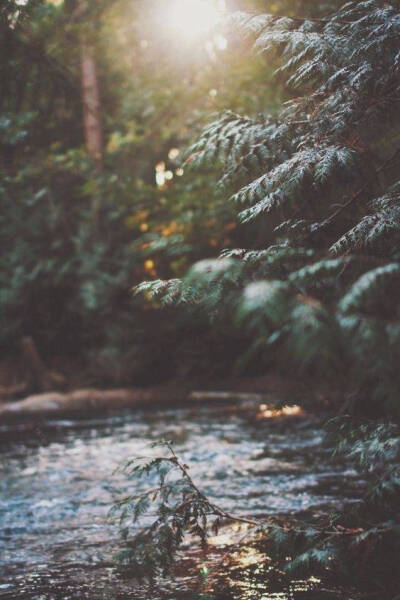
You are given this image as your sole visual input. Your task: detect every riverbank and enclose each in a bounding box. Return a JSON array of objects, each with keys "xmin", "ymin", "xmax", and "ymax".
[{"xmin": 0, "ymin": 374, "xmax": 314, "ymax": 422}]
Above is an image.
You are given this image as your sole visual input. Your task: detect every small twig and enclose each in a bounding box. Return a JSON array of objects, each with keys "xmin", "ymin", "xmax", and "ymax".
[{"xmin": 167, "ymin": 443, "xmax": 259, "ymax": 527}]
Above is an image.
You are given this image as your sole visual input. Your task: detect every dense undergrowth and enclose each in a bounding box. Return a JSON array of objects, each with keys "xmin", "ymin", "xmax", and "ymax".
[
  {"xmin": 1, "ymin": 0, "xmax": 348, "ymax": 387},
  {"xmin": 1, "ymin": 0, "xmax": 277, "ymax": 385}
]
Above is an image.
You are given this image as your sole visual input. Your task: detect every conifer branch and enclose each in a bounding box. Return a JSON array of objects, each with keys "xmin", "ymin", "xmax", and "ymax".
[{"xmin": 315, "ymin": 146, "xmax": 400, "ymax": 236}]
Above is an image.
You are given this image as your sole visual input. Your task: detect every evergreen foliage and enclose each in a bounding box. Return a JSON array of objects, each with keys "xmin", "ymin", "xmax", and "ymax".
[
  {"xmin": 113, "ymin": 424, "xmax": 400, "ymax": 592},
  {"xmin": 110, "ymin": 440, "xmax": 254, "ymax": 579},
  {"xmin": 140, "ymin": 0, "xmax": 400, "ymax": 414},
  {"xmin": 129, "ymin": 1, "xmax": 400, "ymax": 590}
]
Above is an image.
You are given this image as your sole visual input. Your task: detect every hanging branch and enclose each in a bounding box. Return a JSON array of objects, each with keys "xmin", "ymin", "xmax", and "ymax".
[{"xmin": 110, "ymin": 440, "xmax": 384, "ymax": 579}]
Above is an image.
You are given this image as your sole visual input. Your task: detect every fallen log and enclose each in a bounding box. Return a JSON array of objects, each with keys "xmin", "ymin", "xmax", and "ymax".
[
  {"xmin": 0, "ymin": 386, "xmax": 190, "ymax": 421},
  {"xmin": 190, "ymin": 391, "xmax": 269, "ymax": 403},
  {"xmin": 0, "ymin": 375, "xmax": 295, "ymax": 422}
]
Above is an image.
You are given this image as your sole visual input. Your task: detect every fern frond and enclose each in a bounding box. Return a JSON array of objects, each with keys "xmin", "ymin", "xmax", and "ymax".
[
  {"xmin": 331, "ymin": 207, "xmax": 400, "ymax": 256},
  {"xmin": 134, "ymin": 279, "xmax": 186, "ymax": 305},
  {"xmin": 236, "ymin": 146, "xmax": 359, "ymax": 222},
  {"xmin": 187, "ymin": 111, "xmax": 268, "ymax": 168},
  {"xmin": 289, "ymin": 258, "xmax": 349, "ymax": 290}
]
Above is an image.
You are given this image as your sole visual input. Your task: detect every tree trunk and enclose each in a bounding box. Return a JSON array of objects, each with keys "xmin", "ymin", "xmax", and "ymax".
[
  {"xmin": 21, "ymin": 337, "xmax": 66, "ymax": 393},
  {"xmin": 77, "ymin": 0, "xmax": 103, "ymax": 231},
  {"xmin": 80, "ymin": 38, "xmax": 103, "ymax": 168}
]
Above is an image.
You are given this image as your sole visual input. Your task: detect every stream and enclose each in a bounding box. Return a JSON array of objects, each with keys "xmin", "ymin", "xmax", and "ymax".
[{"xmin": 0, "ymin": 403, "xmax": 361, "ymax": 599}]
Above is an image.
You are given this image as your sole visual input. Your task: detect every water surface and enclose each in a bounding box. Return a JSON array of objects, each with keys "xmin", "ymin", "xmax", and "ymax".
[{"xmin": 0, "ymin": 405, "xmax": 359, "ymax": 599}]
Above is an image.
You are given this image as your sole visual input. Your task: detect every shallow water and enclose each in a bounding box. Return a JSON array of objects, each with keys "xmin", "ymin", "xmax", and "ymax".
[{"xmin": 0, "ymin": 405, "xmax": 360, "ymax": 599}]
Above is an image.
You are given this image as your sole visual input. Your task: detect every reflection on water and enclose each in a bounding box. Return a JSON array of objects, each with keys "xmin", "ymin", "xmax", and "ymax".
[{"xmin": 0, "ymin": 406, "xmax": 358, "ymax": 599}]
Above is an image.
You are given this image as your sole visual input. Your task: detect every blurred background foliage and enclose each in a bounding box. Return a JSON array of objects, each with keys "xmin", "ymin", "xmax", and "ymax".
[
  {"xmin": 0, "ymin": 0, "xmax": 344, "ymax": 386},
  {"xmin": 0, "ymin": 0, "xmax": 277, "ymax": 385}
]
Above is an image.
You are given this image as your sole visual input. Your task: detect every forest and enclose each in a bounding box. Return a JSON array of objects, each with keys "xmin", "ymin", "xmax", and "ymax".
[{"xmin": 0, "ymin": 0, "xmax": 400, "ymax": 599}]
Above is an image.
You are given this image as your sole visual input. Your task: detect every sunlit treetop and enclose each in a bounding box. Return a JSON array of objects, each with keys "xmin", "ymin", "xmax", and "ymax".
[{"xmin": 162, "ymin": 0, "xmax": 226, "ymax": 41}]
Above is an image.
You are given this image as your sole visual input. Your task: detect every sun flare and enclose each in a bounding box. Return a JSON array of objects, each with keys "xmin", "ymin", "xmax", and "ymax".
[{"xmin": 164, "ymin": 0, "xmax": 225, "ymax": 40}]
